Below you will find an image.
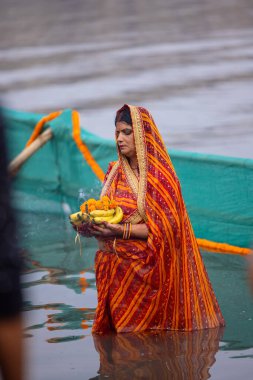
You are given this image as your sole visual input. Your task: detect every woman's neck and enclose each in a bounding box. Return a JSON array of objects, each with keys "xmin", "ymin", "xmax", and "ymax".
[{"xmin": 128, "ymin": 156, "xmax": 138, "ymax": 169}]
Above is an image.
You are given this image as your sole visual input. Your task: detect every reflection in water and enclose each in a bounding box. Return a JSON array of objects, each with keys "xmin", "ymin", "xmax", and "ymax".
[
  {"xmin": 17, "ymin": 212, "xmax": 253, "ymax": 379},
  {"xmin": 92, "ymin": 327, "xmax": 224, "ymax": 379}
]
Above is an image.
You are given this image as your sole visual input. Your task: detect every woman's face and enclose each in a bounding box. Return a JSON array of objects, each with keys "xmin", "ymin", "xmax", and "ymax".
[{"xmin": 116, "ymin": 122, "xmax": 136, "ymax": 158}]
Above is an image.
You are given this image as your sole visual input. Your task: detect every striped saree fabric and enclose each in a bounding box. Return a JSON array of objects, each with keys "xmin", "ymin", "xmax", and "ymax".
[{"xmin": 92, "ymin": 104, "xmax": 225, "ymax": 333}]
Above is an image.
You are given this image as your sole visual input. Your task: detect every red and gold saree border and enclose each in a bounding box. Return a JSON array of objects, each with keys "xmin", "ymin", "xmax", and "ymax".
[
  {"xmin": 100, "ymin": 159, "xmax": 143, "ymax": 224},
  {"xmin": 128, "ymin": 105, "xmax": 148, "ymax": 223},
  {"xmin": 100, "ymin": 161, "xmax": 119, "ymax": 198}
]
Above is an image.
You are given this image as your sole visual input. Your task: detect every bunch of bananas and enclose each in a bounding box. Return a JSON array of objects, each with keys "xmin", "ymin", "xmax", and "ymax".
[{"xmin": 69, "ymin": 206, "xmax": 124, "ymax": 226}]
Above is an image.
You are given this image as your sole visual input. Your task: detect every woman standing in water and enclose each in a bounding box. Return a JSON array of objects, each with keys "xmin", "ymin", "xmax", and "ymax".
[{"xmin": 82, "ymin": 104, "xmax": 225, "ymax": 333}]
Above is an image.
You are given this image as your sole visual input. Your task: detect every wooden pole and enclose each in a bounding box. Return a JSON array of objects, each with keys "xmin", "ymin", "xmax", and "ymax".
[{"xmin": 8, "ymin": 128, "xmax": 53, "ymax": 177}]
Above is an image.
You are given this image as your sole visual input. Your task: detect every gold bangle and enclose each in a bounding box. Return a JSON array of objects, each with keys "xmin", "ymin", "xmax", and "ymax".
[
  {"xmin": 123, "ymin": 223, "xmax": 129, "ymax": 240},
  {"xmin": 125, "ymin": 223, "xmax": 129, "ymax": 240},
  {"xmin": 122, "ymin": 223, "xmax": 132, "ymax": 240},
  {"xmin": 122, "ymin": 223, "xmax": 126, "ymax": 239},
  {"xmin": 128, "ymin": 223, "xmax": 132, "ymax": 239},
  {"xmin": 113, "ymin": 237, "xmax": 118, "ymax": 256}
]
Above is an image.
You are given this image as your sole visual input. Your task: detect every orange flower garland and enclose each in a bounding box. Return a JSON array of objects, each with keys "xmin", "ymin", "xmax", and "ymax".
[
  {"xmin": 80, "ymin": 196, "xmax": 117, "ymax": 213},
  {"xmin": 26, "ymin": 111, "xmax": 62, "ymax": 146},
  {"xmin": 197, "ymin": 238, "xmax": 252, "ymax": 256},
  {"xmin": 25, "ymin": 109, "xmax": 104, "ymax": 183},
  {"xmin": 72, "ymin": 110, "xmax": 105, "ymax": 182}
]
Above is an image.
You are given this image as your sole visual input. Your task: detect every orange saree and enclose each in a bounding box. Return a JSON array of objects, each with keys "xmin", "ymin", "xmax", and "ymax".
[{"xmin": 92, "ymin": 104, "xmax": 225, "ymax": 333}]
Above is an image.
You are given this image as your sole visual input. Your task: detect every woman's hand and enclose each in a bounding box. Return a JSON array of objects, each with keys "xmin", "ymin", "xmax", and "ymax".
[
  {"xmin": 89, "ymin": 222, "xmax": 123, "ymax": 239},
  {"xmin": 90, "ymin": 222, "xmax": 149, "ymax": 240},
  {"xmin": 71, "ymin": 221, "xmax": 93, "ymax": 237}
]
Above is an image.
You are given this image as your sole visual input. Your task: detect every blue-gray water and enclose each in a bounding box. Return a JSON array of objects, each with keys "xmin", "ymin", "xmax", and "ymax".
[
  {"xmin": 21, "ymin": 213, "xmax": 253, "ymax": 379},
  {"xmin": 1, "ymin": 0, "xmax": 253, "ymax": 378},
  {"xmin": 1, "ymin": 0, "xmax": 253, "ymax": 158}
]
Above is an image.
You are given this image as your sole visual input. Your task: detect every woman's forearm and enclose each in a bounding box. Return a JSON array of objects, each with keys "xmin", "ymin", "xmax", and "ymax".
[
  {"xmin": 89, "ymin": 221, "xmax": 149, "ymax": 240},
  {"xmin": 118, "ymin": 223, "xmax": 148, "ymax": 240}
]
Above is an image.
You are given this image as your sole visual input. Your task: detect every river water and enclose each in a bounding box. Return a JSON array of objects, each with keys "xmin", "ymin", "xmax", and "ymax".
[
  {"xmin": 1, "ymin": 0, "xmax": 253, "ymax": 157},
  {"xmin": 20, "ymin": 212, "xmax": 253, "ymax": 380},
  {"xmin": 1, "ymin": 1, "xmax": 253, "ymax": 379}
]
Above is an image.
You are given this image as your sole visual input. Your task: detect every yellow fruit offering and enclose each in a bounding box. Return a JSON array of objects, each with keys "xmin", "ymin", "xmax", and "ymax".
[
  {"xmin": 107, "ymin": 206, "xmax": 123, "ymax": 224},
  {"xmin": 69, "ymin": 211, "xmax": 89, "ymax": 226},
  {"xmin": 69, "ymin": 197, "xmax": 124, "ymax": 226},
  {"xmin": 90, "ymin": 209, "xmax": 115, "ymax": 218}
]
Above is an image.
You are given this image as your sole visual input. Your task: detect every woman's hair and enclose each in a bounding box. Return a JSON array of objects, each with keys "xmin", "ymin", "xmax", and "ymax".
[{"xmin": 115, "ymin": 108, "xmax": 132, "ymax": 126}]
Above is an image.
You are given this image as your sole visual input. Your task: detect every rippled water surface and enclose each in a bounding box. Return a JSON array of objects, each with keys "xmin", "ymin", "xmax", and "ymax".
[
  {"xmin": 1, "ymin": 0, "xmax": 253, "ymax": 157},
  {"xmin": 19, "ymin": 212, "xmax": 253, "ymax": 379}
]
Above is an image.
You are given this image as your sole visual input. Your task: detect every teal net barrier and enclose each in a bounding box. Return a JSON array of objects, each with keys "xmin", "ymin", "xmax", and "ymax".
[
  {"xmin": 3, "ymin": 107, "xmax": 253, "ymax": 248},
  {"xmin": 4, "ymin": 108, "xmax": 253, "ymax": 364}
]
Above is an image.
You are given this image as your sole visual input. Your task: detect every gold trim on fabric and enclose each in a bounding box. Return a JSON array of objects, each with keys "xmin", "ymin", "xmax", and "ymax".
[
  {"xmin": 128, "ymin": 105, "xmax": 148, "ymax": 222},
  {"xmin": 101, "ymin": 159, "xmax": 143, "ymax": 224},
  {"xmin": 147, "ymin": 110, "xmax": 167, "ymax": 152},
  {"xmin": 121, "ymin": 156, "xmax": 138, "ymax": 199},
  {"xmin": 124, "ymin": 209, "xmax": 143, "ymax": 224},
  {"xmin": 145, "ymin": 110, "xmax": 175, "ymax": 168},
  {"xmin": 100, "ymin": 161, "xmax": 119, "ymax": 198}
]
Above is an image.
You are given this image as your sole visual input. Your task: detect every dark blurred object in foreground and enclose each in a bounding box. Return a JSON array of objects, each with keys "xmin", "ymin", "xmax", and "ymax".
[{"xmin": 0, "ymin": 108, "xmax": 23, "ymax": 379}]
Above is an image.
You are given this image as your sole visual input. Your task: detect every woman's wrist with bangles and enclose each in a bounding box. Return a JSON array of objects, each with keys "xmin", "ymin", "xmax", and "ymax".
[
  {"xmin": 121, "ymin": 222, "xmax": 132, "ymax": 240},
  {"xmin": 113, "ymin": 223, "xmax": 131, "ymax": 256},
  {"xmin": 115, "ymin": 223, "xmax": 132, "ymax": 239},
  {"xmin": 114, "ymin": 223, "xmax": 148, "ymax": 240}
]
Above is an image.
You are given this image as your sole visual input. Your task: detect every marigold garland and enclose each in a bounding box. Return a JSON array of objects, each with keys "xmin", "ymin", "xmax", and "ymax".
[
  {"xmin": 80, "ymin": 196, "xmax": 117, "ymax": 213},
  {"xmin": 26, "ymin": 109, "xmax": 105, "ymax": 182},
  {"xmin": 197, "ymin": 238, "xmax": 252, "ymax": 256},
  {"xmin": 26, "ymin": 111, "xmax": 62, "ymax": 146},
  {"xmin": 72, "ymin": 110, "xmax": 105, "ymax": 182}
]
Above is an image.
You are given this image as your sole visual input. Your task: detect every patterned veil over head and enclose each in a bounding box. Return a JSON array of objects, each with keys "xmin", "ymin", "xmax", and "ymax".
[{"xmin": 93, "ymin": 104, "xmax": 225, "ymax": 333}]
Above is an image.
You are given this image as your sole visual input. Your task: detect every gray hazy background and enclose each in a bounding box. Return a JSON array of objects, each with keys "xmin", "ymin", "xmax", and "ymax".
[{"xmin": 1, "ymin": 0, "xmax": 253, "ymax": 157}]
